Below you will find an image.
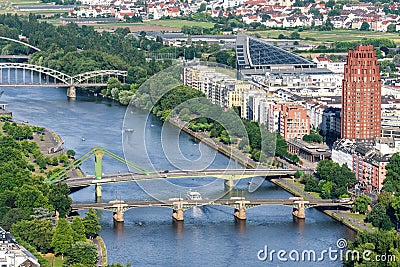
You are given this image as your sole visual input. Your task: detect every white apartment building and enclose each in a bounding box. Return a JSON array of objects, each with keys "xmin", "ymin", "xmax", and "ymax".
[
  {"xmin": 265, "ymin": 68, "xmax": 342, "ymax": 96},
  {"xmin": 183, "ymin": 64, "xmax": 251, "ymax": 109},
  {"xmin": 0, "ymin": 227, "xmax": 40, "ymax": 267},
  {"xmin": 241, "ymin": 88, "xmax": 268, "ymax": 123}
]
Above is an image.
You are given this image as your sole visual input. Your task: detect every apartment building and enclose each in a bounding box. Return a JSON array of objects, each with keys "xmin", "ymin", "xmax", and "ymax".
[{"xmin": 279, "ymin": 104, "xmax": 310, "ymax": 140}]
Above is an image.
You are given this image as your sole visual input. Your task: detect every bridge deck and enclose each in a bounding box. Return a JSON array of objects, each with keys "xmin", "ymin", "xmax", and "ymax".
[
  {"xmin": 71, "ymin": 198, "xmax": 352, "ymax": 211},
  {"xmin": 65, "ymin": 168, "xmax": 312, "ymax": 188}
]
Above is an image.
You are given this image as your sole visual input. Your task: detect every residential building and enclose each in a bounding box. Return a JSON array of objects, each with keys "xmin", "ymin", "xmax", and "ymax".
[
  {"xmin": 313, "ymin": 56, "xmax": 346, "ymax": 74},
  {"xmin": 279, "ymin": 104, "xmax": 310, "ymax": 140},
  {"xmin": 182, "ymin": 64, "xmax": 251, "ymax": 109},
  {"xmin": 241, "ymin": 88, "xmax": 268, "ymax": 124},
  {"xmin": 341, "ymin": 45, "xmax": 381, "ymax": 140},
  {"xmin": 0, "ymin": 227, "xmax": 40, "ymax": 266},
  {"xmin": 332, "ymin": 138, "xmax": 399, "ymax": 192},
  {"xmin": 320, "ymin": 107, "xmax": 341, "ymax": 137}
]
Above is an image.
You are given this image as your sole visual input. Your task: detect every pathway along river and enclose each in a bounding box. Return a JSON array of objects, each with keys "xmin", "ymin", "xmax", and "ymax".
[{"xmin": 2, "ymin": 87, "xmax": 354, "ymax": 266}]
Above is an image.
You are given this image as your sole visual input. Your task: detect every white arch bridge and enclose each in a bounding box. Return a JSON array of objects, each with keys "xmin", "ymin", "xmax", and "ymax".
[{"xmin": 0, "ymin": 63, "xmax": 128, "ymax": 98}]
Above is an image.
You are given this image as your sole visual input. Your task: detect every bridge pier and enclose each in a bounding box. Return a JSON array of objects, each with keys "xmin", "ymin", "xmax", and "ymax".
[
  {"xmin": 95, "ymin": 183, "xmax": 102, "ymax": 201},
  {"xmin": 172, "ymin": 201, "xmax": 184, "ymax": 221},
  {"xmin": 112, "ymin": 202, "xmax": 128, "ymax": 222},
  {"xmin": 94, "ymin": 150, "xmax": 104, "ymax": 201},
  {"xmin": 292, "ymin": 200, "xmax": 307, "ymax": 219},
  {"xmin": 67, "ymin": 86, "xmax": 76, "ymax": 98},
  {"xmin": 113, "ymin": 209, "xmax": 124, "ymax": 222},
  {"xmin": 224, "ymin": 177, "xmax": 234, "ymax": 191},
  {"xmin": 233, "ymin": 199, "xmax": 248, "ymax": 220}
]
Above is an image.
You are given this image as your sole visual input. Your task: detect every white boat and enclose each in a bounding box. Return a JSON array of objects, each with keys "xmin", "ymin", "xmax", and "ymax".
[
  {"xmin": 187, "ymin": 190, "xmax": 202, "ymax": 201},
  {"xmin": 125, "ymin": 128, "xmax": 134, "ymax": 132},
  {"xmin": 81, "ymin": 137, "xmax": 86, "ymax": 141}
]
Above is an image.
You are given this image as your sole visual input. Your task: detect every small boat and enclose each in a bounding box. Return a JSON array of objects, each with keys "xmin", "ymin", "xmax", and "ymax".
[
  {"xmin": 125, "ymin": 128, "xmax": 134, "ymax": 132},
  {"xmin": 187, "ymin": 190, "xmax": 202, "ymax": 201},
  {"xmin": 81, "ymin": 137, "xmax": 86, "ymax": 141}
]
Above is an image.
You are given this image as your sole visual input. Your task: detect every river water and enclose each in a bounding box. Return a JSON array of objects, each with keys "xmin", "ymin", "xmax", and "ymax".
[{"xmin": 2, "ymin": 86, "xmax": 354, "ymax": 266}]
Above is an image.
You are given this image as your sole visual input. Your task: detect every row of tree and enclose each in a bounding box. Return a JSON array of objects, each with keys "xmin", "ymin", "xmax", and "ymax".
[
  {"xmin": 0, "ymin": 120, "xmax": 105, "ymax": 265},
  {"xmin": 299, "ymin": 159, "xmax": 355, "ymax": 199},
  {"xmin": 12, "ymin": 209, "xmax": 101, "ymax": 264}
]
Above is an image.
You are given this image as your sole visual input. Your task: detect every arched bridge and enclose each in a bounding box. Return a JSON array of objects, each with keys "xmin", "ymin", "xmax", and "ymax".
[
  {"xmin": 0, "ymin": 63, "xmax": 127, "ymax": 98},
  {"xmin": 0, "ymin": 36, "xmax": 40, "ymax": 61},
  {"xmin": 0, "ymin": 36, "xmax": 41, "ymax": 52}
]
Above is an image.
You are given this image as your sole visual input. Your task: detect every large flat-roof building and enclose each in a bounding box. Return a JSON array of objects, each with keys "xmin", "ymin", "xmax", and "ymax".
[{"xmin": 236, "ymin": 34, "xmax": 317, "ymax": 79}]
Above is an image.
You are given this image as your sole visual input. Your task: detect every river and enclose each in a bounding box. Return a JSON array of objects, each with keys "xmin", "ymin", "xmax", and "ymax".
[{"xmin": 2, "ymin": 86, "xmax": 354, "ymax": 266}]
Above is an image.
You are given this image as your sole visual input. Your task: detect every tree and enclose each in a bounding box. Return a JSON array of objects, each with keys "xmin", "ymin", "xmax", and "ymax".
[
  {"xmin": 82, "ymin": 208, "xmax": 101, "ymax": 238},
  {"xmin": 393, "ymin": 55, "xmax": 400, "ymax": 66},
  {"xmin": 383, "ymin": 153, "xmax": 400, "ymax": 194},
  {"xmin": 11, "ymin": 219, "xmax": 54, "ymax": 253},
  {"xmin": 261, "ymin": 14, "xmax": 271, "ymax": 22},
  {"xmin": 352, "ymin": 194, "xmax": 371, "ymax": 214},
  {"xmin": 197, "ymin": 3, "xmax": 206, "ymax": 12},
  {"xmin": 1, "ymin": 208, "xmax": 27, "ymax": 231},
  {"xmin": 366, "ymin": 203, "xmax": 394, "ymax": 230},
  {"xmin": 387, "ymin": 24, "xmax": 397, "ymax": 33},
  {"xmin": 66, "ymin": 241, "xmax": 97, "ymax": 265},
  {"xmin": 320, "ymin": 181, "xmax": 333, "ymax": 199},
  {"xmin": 48, "ymin": 183, "xmax": 72, "ymax": 218},
  {"xmin": 294, "ymin": 171, "xmax": 303, "ymax": 178},
  {"xmin": 67, "ymin": 149, "xmax": 76, "ymax": 158},
  {"xmin": 71, "ymin": 216, "xmax": 86, "ymax": 243},
  {"xmin": 360, "ymin": 22, "xmax": 370, "ymax": 31},
  {"xmin": 51, "ymin": 218, "xmax": 74, "ymax": 259},
  {"xmin": 289, "ymin": 31, "xmax": 300, "ymax": 39}
]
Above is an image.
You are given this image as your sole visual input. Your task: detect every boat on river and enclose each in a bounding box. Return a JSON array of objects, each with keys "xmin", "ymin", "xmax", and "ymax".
[{"xmin": 186, "ymin": 190, "xmax": 202, "ymax": 200}]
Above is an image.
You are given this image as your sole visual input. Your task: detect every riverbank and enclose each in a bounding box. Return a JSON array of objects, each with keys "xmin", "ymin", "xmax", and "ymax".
[
  {"xmin": 95, "ymin": 235, "xmax": 108, "ymax": 266},
  {"xmin": 271, "ymin": 178, "xmax": 373, "ymax": 233}
]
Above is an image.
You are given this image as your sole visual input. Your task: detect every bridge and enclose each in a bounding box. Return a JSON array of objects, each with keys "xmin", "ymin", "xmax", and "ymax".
[
  {"xmin": 0, "ymin": 36, "xmax": 41, "ymax": 52},
  {"xmin": 71, "ymin": 198, "xmax": 353, "ymax": 222},
  {"xmin": 0, "ymin": 37, "xmax": 127, "ymax": 98},
  {"xmin": 45, "ymin": 147, "xmax": 309, "ymax": 199},
  {"xmin": 0, "ymin": 63, "xmax": 127, "ymax": 98},
  {"xmin": 0, "ymin": 36, "xmax": 39, "ymax": 62}
]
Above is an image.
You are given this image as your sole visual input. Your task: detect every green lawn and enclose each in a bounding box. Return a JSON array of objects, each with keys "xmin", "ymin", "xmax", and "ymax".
[
  {"xmin": 347, "ymin": 213, "xmax": 367, "ymax": 219},
  {"xmin": 146, "ymin": 19, "xmax": 215, "ymax": 29},
  {"xmin": 256, "ymin": 29, "xmax": 400, "ymax": 44},
  {"xmin": 43, "ymin": 254, "xmax": 65, "ymax": 267}
]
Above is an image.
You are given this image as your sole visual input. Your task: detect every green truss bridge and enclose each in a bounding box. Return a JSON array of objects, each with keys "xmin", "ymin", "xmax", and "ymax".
[{"xmin": 45, "ymin": 147, "xmax": 311, "ymax": 198}]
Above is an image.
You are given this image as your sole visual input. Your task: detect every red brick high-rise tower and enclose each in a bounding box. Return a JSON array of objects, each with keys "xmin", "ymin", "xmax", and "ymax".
[{"xmin": 341, "ymin": 45, "xmax": 381, "ymax": 140}]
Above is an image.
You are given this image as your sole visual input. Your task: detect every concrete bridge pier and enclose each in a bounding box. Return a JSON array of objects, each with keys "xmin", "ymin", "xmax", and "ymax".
[
  {"xmin": 292, "ymin": 200, "xmax": 308, "ymax": 219},
  {"xmin": 233, "ymin": 199, "xmax": 248, "ymax": 220},
  {"xmin": 67, "ymin": 86, "xmax": 76, "ymax": 98},
  {"xmin": 113, "ymin": 209, "xmax": 124, "ymax": 222},
  {"xmin": 94, "ymin": 151, "xmax": 104, "ymax": 201},
  {"xmin": 224, "ymin": 177, "xmax": 234, "ymax": 191},
  {"xmin": 112, "ymin": 202, "xmax": 128, "ymax": 222},
  {"xmin": 172, "ymin": 201, "xmax": 185, "ymax": 221},
  {"xmin": 95, "ymin": 183, "xmax": 102, "ymax": 201}
]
